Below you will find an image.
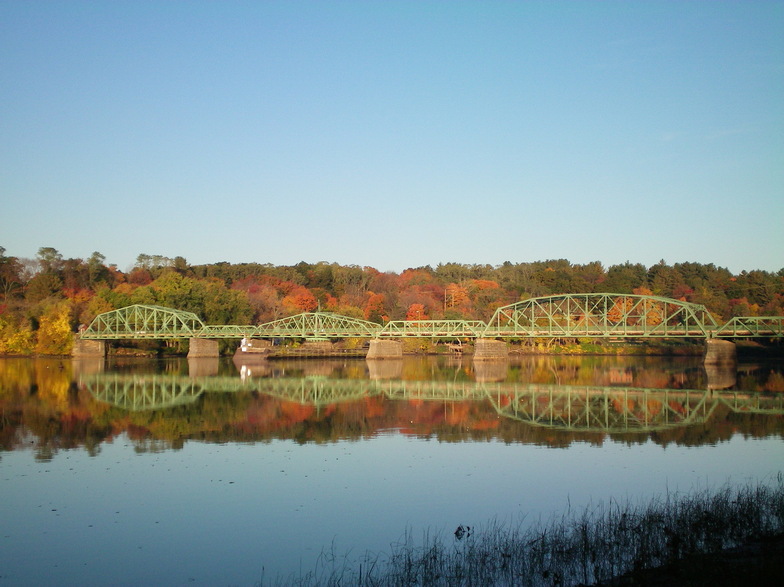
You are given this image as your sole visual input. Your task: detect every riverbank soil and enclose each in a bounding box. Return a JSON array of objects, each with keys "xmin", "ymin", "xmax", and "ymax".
[{"xmin": 600, "ymin": 533, "xmax": 784, "ymax": 586}]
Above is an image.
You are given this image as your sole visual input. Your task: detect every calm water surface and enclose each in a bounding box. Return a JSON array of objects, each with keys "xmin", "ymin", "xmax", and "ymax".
[{"xmin": 1, "ymin": 354, "xmax": 782, "ymax": 586}]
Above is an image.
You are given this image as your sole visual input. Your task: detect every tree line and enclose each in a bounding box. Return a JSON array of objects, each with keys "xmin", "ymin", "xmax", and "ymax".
[{"xmin": 1, "ymin": 246, "xmax": 783, "ymax": 354}]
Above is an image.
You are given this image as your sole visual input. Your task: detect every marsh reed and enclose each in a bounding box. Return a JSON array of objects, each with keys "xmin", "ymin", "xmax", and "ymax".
[{"xmin": 261, "ymin": 475, "xmax": 784, "ymax": 586}]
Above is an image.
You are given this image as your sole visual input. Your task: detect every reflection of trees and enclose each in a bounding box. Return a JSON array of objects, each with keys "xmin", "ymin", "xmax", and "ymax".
[{"xmin": 2, "ymin": 357, "xmax": 784, "ymax": 459}]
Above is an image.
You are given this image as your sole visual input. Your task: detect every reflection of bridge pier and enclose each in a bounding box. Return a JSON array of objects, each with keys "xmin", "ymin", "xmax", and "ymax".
[
  {"xmin": 187, "ymin": 357, "xmax": 219, "ymax": 377},
  {"xmin": 704, "ymin": 362, "xmax": 737, "ymax": 390},
  {"xmin": 703, "ymin": 340, "xmax": 737, "ymax": 389},
  {"xmin": 367, "ymin": 359, "xmax": 403, "ymax": 380},
  {"xmin": 71, "ymin": 355, "xmax": 106, "ymax": 376},
  {"xmin": 473, "ymin": 360, "xmax": 508, "ymax": 382}
]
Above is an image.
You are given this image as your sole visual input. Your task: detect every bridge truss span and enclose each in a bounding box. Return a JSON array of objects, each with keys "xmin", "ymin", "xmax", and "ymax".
[
  {"xmin": 253, "ymin": 312, "xmax": 380, "ymax": 339},
  {"xmin": 713, "ymin": 316, "xmax": 784, "ymax": 338},
  {"xmin": 79, "ymin": 296, "xmax": 783, "ymax": 342},
  {"xmin": 484, "ymin": 293, "xmax": 719, "ymax": 338},
  {"xmin": 80, "ymin": 304, "xmax": 206, "ymax": 340}
]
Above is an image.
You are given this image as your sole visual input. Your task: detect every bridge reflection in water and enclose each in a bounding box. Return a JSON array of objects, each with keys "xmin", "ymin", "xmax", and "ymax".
[{"xmin": 79, "ymin": 367, "xmax": 784, "ymax": 434}]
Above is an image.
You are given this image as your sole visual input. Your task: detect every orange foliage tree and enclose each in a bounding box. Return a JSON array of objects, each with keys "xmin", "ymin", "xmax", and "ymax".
[
  {"xmin": 363, "ymin": 292, "xmax": 387, "ymax": 323},
  {"xmin": 607, "ymin": 296, "xmax": 633, "ymax": 324},
  {"xmin": 445, "ymin": 283, "xmax": 469, "ymax": 308},
  {"xmin": 282, "ymin": 286, "xmax": 318, "ymax": 314},
  {"xmin": 633, "ymin": 286, "xmax": 663, "ymax": 326},
  {"xmin": 405, "ymin": 303, "xmax": 428, "ymax": 321}
]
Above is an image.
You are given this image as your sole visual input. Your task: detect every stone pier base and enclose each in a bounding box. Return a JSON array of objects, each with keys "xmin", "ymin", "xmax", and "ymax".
[
  {"xmin": 188, "ymin": 338, "xmax": 219, "ymax": 358},
  {"xmin": 703, "ymin": 339, "xmax": 737, "ymax": 366},
  {"xmin": 72, "ymin": 339, "xmax": 106, "ymax": 358},
  {"xmin": 473, "ymin": 339, "xmax": 509, "ymax": 361},
  {"xmin": 366, "ymin": 339, "xmax": 403, "ymax": 359}
]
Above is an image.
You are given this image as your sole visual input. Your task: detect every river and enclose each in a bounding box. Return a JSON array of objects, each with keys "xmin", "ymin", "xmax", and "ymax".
[{"xmin": 1, "ymin": 353, "xmax": 782, "ymax": 586}]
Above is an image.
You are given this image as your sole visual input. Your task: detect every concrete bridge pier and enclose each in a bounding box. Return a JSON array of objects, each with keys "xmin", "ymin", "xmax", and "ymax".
[
  {"xmin": 188, "ymin": 338, "xmax": 220, "ymax": 358},
  {"xmin": 72, "ymin": 339, "xmax": 106, "ymax": 358},
  {"xmin": 473, "ymin": 338, "xmax": 509, "ymax": 361},
  {"xmin": 703, "ymin": 339, "xmax": 737, "ymax": 390},
  {"xmin": 703, "ymin": 339, "xmax": 737, "ymax": 366},
  {"xmin": 366, "ymin": 339, "xmax": 403, "ymax": 359}
]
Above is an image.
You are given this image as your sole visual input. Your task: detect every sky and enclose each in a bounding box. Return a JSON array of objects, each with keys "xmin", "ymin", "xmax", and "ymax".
[{"xmin": 1, "ymin": 1, "xmax": 782, "ymax": 275}]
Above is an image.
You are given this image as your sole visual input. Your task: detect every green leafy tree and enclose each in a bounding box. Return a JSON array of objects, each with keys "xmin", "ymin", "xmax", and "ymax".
[
  {"xmin": 152, "ymin": 271, "xmax": 194, "ymax": 309},
  {"xmin": 0, "ymin": 248, "xmax": 24, "ymax": 299},
  {"xmin": 647, "ymin": 261, "xmax": 684, "ymax": 296},
  {"xmin": 129, "ymin": 285, "xmax": 157, "ymax": 305},
  {"xmin": 25, "ymin": 272, "xmax": 63, "ymax": 303},
  {"xmin": 604, "ymin": 262, "xmax": 647, "ymax": 293},
  {"xmin": 37, "ymin": 247, "xmax": 63, "ymax": 273},
  {"xmin": 202, "ymin": 280, "xmax": 252, "ymax": 324},
  {"xmin": 81, "ymin": 295, "xmax": 115, "ymax": 327},
  {"xmin": 87, "ymin": 251, "xmax": 110, "ymax": 288}
]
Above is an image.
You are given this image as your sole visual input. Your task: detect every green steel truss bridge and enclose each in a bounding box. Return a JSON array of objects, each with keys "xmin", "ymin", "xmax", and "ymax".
[
  {"xmin": 80, "ymin": 372, "xmax": 784, "ymax": 433},
  {"xmin": 80, "ymin": 293, "xmax": 784, "ymax": 341}
]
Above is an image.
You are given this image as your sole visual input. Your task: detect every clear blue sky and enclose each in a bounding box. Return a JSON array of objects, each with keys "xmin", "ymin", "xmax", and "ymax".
[{"xmin": 2, "ymin": 1, "xmax": 782, "ymax": 274}]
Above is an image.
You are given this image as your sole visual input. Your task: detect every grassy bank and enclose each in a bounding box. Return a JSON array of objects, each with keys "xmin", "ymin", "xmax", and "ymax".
[{"xmin": 262, "ymin": 477, "xmax": 784, "ymax": 586}]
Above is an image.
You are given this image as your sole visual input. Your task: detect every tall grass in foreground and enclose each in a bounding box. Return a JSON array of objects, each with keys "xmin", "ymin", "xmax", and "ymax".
[{"xmin": 261, "ymin": 476, "xmax": 784, "ymax": 587}]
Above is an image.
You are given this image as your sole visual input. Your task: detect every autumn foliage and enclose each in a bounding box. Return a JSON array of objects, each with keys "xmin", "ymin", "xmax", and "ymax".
[{"xmin": 0, "ymin": 247, "xmax": 783, "ymax": 354}]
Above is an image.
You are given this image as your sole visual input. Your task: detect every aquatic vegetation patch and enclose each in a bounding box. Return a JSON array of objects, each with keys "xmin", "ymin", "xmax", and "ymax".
[{"xmin": 261, "ymin": 476, "xmax": 784, "ymax": 586}]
